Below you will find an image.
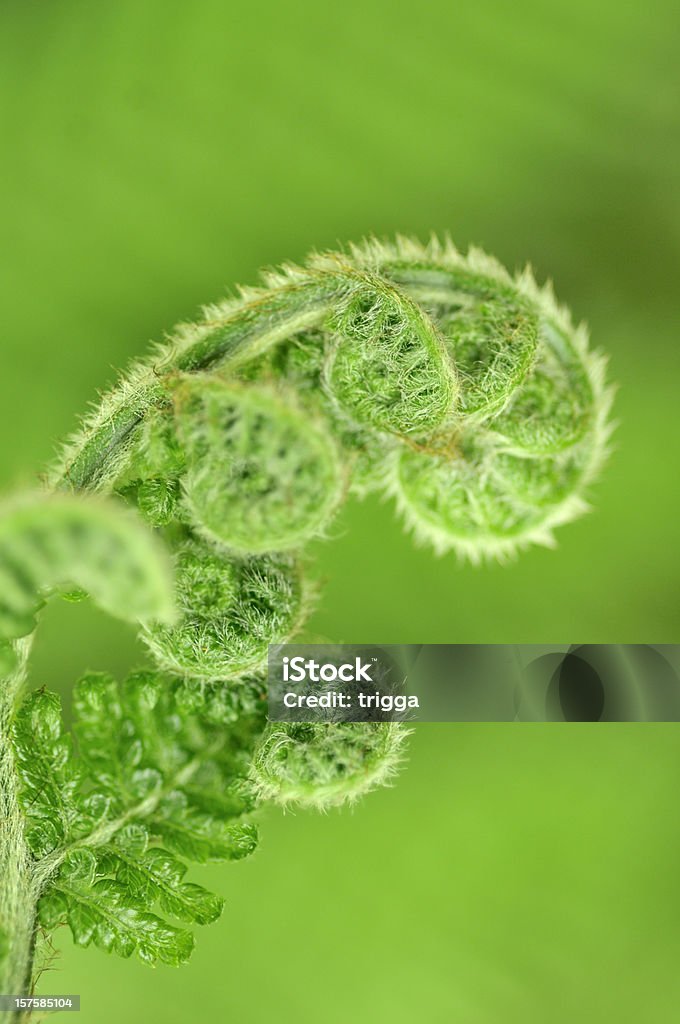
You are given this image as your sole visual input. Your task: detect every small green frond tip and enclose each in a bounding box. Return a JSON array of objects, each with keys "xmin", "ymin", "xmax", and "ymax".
[
  {"xmin": 0, "ymin": 493, "xmax": 174, "ymax": 641},
  {"xmin": 249, "ymin": 722, "xmax": 410, "ymax": 810}
]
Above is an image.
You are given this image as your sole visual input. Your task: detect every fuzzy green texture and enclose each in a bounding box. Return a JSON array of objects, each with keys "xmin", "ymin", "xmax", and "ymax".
[
  {"xmin": 0, "ymin": 494, "xmax": 174, "ymax": 640},
  {"xmin": 0, "ymin": 236, "xmax": 612, "ymax": 1010},
  {"xmin": 249, "ymin": 721, "xmax": 409, "ymax": 809},
  {"xmin": 173, "ymin": 377, "xmax": 344, "ymax": 554},
  {"xmin": 325, "ymin": 273, "xmax": 457, "ymax": 437},
  {"xmin": 140, "ymin": 538, "xmax": 306, "ymax": 681}
]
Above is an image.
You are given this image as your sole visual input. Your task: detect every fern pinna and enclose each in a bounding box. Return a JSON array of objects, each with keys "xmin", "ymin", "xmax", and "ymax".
[{"xmin": 0, "ymin": 237, "xmax": 613, "ymax": 1011}]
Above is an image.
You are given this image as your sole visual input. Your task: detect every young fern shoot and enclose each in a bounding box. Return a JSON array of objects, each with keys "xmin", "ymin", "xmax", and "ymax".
[{"xmin": 0, "ymin": 236, "xmax": 613, "ymax": 1013}]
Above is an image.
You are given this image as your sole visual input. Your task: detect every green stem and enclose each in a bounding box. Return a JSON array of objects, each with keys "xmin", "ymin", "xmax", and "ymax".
[
  {"xmin": 0, "ymin": 642, "xmax": 39, "ymax": 1009},
  {"xmin": 54, "ymin": 270, "xmax": 356, "ymax": 492}
]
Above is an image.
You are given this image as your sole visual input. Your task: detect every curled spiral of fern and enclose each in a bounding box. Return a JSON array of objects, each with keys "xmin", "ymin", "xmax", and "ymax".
[
  {"xmin": 46, "ymin": 233, "xmax": 613, "ymax": 808},
  {"xmin": 0, "ymin": 237, "xmax": 613, "ymax": 996},
  {"xmin": 53, "ymin": 235, "xmax": 613, "ymax": 567}
]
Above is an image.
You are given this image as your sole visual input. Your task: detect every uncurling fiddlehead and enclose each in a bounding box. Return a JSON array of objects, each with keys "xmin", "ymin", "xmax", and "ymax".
[
  {"xmin": 249, "ymin": 721, "xmax": 410, "ymax": 810},
  {"xmin": 51, "ymin": 236, "xmax": 612, "ymax": 561},
  {"xmin": 0, "ymin": 237, "xmax": 613, "ymax": 991},
  {"xmin": 46, "ymin": 235, "xmax": 613, "ymax": 796}
]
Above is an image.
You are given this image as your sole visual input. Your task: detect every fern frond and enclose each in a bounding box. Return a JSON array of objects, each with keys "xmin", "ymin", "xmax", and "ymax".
[{"xmin": 12, "ymin": 672, "xmax": 261, "ymax": 967}]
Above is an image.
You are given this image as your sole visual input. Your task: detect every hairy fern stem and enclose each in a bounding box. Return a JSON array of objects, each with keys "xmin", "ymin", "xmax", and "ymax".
[{"xmin": 0, "ymin": 644, "xmax": 37, "ymax": 1008}]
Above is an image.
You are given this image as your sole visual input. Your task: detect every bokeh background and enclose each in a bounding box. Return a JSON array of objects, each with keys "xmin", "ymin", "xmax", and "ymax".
[{"xmin": 1, "ymin": 1, "xmax": 680, "ymax": 1020}]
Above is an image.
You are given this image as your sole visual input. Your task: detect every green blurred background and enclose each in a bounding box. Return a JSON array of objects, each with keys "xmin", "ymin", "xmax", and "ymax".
[{"xmin": 1, "ymin": 1, "xmax": 679, "ymax": 1020}]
